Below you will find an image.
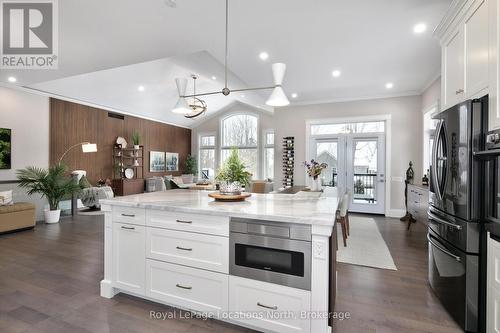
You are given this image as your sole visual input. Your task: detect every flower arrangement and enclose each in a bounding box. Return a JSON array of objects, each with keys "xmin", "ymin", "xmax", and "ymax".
[{"xmin": 304, "ymin": 159, "xmax": 328, "ymax": 179}]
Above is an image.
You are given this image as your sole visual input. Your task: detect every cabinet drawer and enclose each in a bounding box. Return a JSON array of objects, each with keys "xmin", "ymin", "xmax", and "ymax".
[
  {"xmin": 146, "ymin": 227, "xmax": 229, "ymax": 273},
  {"xmin": 146, "ymin": 260, "xmax": 228, "ymax": 315},
  {"xmin": 229, "ymin": 276, "xmax": 311, "ymax": 333},
  {"xmin": 113, "ymin": 207, "xmax": 145, "ymax": 225},
  {"xmin": 147, "ymin": 210, "xmax": 229, "ymax": 236}
]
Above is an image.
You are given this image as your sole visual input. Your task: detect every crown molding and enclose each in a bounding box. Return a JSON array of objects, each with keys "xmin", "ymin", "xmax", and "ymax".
[
  {"xmin": 433, "ymin": 0, "xmax": 468, "ymax": 40},
  {"xmin": 420, "ymin": 72, "xmax": 441, "ymax": 94}
]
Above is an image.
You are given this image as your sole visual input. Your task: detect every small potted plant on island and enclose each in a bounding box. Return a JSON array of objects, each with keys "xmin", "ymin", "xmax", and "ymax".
[
  {"xmin": 131, "ymin": 130, "xmax": 140, "ymax": 150},
  {"xmin": 16, "ymin": 164, "xmax": 81, "ymax": 223},
  {"xmin": 182, "ymin": 154, "xmax": 198, "ymax": 184},
  {"xmin": 304, "ymin": 159, "xmax": 328, "ymax": 192},
  {"xmin": 216, "ymin": 148, "xmax": 251, "ymax": 195}
]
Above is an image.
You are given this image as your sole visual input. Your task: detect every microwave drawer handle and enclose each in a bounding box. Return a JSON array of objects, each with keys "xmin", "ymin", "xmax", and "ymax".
[
  {"xmin": 427, "ymin": 211, "xmax": 462, "ymax": 230},
  {"xmin": 427, "ymin": 234, "xmax": 461, "ymax": 262},
  {"xmin": 176, "ymin": 219, "xmax": 193, "ymax": 224},
  {"xmin": 257, "ymin": 302, "xmax": 278, "ymax": 310},
  {"xmin": 121, "ymin": 213, "xmax": 136, "ymax": 217}
]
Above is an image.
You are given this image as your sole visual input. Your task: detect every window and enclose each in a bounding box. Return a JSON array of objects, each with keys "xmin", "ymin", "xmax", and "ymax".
[
  {"xmin": 221, "ymin": 114, "xmax": 258, "ymax": 178},
  {"xmin": 311, "ymin": 121, "xmax": 385, "ymax": 135},
  {"xmin": 199, "ymin": 134, "xmax": 216, "ymax": 179},
  {"xmin": 264, "ymin": 131, "xmax": 275, "ymax": 180},
  {"xmin": 423, "ymin": 107, "xmax": 439, "ymax": 175}
]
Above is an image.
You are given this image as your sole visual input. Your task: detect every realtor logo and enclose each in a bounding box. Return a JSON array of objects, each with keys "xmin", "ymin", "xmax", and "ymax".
[{"xmin": 0, "ymin": 0, "xmax": 58, "ymax": 69}]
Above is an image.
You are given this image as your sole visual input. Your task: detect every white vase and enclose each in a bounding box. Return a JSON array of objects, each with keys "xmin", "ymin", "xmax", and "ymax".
[
  {"xmin": 311, "ymin": 177, "xmax": 321, "ymax": 192},
  {"xmin": 44, "ymin": 209, "xmax": 61, "ymax": 224},
  {"xmin": 134, "ymin": 145, "xmax": 140, "ymax": 150}
]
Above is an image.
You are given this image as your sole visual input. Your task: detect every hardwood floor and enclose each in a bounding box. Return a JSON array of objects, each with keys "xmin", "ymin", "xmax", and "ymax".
[{"xmin": 0, "ymin": 214, "xmax": 462, "ymax": 332}]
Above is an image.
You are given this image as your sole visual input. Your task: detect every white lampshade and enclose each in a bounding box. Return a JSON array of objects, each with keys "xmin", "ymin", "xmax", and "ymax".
[
  {"xmin": 175, "ymin": 77, "xmax": 187, "ymax": 95},
  {"xmin": 266, "ymin": 86, "xmax": 290, "ymax": 107},
  {"xmin": 266, "ymin": 63, "xmax": 289, "ymax": 107},
  {"xmin": 172, "ymin": 97, "xmax": 191, "ymax": 114},
  {"xmin": 82, "ymin": 143, "xmax": 97, "ymax": 153}
]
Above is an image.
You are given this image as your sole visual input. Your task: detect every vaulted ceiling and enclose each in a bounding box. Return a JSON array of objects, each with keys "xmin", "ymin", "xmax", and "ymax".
[{"xmin": 2, "ymin": 0, "xmax": 452, "ymax": 128}]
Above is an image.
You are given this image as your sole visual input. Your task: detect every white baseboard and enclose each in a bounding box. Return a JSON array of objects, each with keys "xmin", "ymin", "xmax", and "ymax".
[{"xmin": 386, "ymin": 209, "xmax": 406, "ymax": 218}]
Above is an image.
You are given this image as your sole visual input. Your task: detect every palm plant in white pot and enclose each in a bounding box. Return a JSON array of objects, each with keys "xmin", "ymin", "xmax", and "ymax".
[{"xmin": 17, "ymin": 164, "xmax": 81, "ymax": 223}]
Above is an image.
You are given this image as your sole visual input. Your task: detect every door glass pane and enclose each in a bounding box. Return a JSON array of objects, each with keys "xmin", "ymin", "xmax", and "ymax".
[
  {"xmin": 315, "ymin": 141, "xmax": 338, "ymax": 187},
  {"xmin": 264, "ymin": 147, "xmax": 274, "ymax": 179},
  {"xmin": 221, "ymin": 148, "xmax": 258, "ymax": 179},
  {"xmin": 353, "ymin": 140, "xmax": 378, "ymax": 204}
]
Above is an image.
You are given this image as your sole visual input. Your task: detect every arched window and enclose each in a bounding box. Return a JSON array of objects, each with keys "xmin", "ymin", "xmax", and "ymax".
[{"xmin": 220, "ymin": 114, "xmax": 258, "ymax": 178}]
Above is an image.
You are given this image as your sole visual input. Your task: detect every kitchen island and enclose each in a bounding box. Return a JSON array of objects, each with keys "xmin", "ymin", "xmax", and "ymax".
[{"xmin": 100, "ymin": 189, "xmax": 338, "ymax": 333}]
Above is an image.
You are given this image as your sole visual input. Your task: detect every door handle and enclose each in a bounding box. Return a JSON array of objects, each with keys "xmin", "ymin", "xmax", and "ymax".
[
  {"xmin": 427, "ymin": 211, "xmax": 462, "ymax": 230},
  {"xmin": 427, "ymin": 233, "xmax": 461, "ymax": 262}
]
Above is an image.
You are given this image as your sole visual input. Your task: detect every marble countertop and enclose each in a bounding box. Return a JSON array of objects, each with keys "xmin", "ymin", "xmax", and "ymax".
[{"xmin": 101, "ymin": 189, "xmax": 339, "ymax": 226}]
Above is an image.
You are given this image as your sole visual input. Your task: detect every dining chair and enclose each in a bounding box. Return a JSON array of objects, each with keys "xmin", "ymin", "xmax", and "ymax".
[{"xmin": 337, "ymin": 192, "xmax": 349, "ymax": 247}]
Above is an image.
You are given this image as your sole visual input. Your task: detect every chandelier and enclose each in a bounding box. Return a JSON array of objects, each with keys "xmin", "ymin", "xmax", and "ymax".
[{"xmin": 172, "ymin": 0, "xmax": 290, "ymax": 118}]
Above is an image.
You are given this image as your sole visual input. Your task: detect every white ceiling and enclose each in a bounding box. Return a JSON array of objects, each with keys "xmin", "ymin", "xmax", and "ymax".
[{"xmin": 1, "ymin": 0, "xmax": 452, "ymax": 128}]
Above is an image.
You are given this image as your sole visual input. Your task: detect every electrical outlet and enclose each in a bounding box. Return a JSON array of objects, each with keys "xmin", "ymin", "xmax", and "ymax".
[{"xmin": 313, "ymin": 240, "xmax": 327, "ymax": 259}]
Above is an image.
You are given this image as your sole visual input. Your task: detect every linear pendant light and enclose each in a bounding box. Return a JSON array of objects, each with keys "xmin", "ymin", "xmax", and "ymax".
[{"xmin": 172, "ymin": 0, "xmax": 289, "ymax": 118}]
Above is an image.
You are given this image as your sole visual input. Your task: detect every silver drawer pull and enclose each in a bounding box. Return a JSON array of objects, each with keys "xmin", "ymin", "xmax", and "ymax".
[
  {"xmin": 176, "ymin": 219, "xmax": 193, "ymax": 224},
  {"xmin": 121, "ymin": 214, "xmax": 136, "ymax": 217},
  {"xmin": 176, "ymin": 284, "xmax": 192, "ymax": 290},
  {"xmin": 455, "ymin": 89, "xmax": 464, "ymax": 95},
  {"xmin": 121, "ymin": 226, "xmax": 135, "ymax": 230},
  {"xmin": 257, "ymin": 302, "xmax": 278, "ymax": 310},
  {"xmin": 427, "ymin": 233, "xmax": 461, "ymax": 262},
  {"xmin": 176, "ymin": 246, "xmax": 193, "ymax": 251},
  {"xmin": 427, "ymin": 211, "xmax": 462, "ymax": 230}
]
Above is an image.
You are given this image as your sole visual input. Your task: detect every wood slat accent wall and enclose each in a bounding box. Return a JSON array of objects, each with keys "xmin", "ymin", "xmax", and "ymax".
[{"xmin": 49, "ymin": 98, "xmax": 191, "ymax": 184}]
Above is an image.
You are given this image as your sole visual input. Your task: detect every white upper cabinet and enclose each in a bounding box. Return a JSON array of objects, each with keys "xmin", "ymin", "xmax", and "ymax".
[
  {"xmin": 489, "ymin": 0, "xmax": 500, "ymax": 130},
  {"xmin": 443, "ymin": 28, "xmax": 466, "ymax": 109},
  {"xmin": 438, "ymin": 0, "xmax": 494, "ymax": 113},
  {"xmin": 465, "ymin": 0, "xmax": 490, "ymax": 98}
]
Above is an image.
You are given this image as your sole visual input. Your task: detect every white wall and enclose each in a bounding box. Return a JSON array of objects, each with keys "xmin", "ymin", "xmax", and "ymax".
[
  {"xmin": 421, "ymin": 77, "xmax": 441, "ymax": 111},
  {"xmin": 0, "ymin": 86, "xmax": 50, "ymax": 220}
]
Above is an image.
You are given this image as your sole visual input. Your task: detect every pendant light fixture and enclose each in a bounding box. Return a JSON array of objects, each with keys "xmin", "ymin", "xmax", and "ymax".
[{"xmin": 173, "ymin": 0, "xmax": 289, "ymax": 118}]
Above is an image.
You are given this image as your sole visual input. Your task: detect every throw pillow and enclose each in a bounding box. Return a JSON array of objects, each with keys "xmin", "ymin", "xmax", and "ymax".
[{"xmin": 0, "ymin": 190, "xmax": 13, "ymax": 206}]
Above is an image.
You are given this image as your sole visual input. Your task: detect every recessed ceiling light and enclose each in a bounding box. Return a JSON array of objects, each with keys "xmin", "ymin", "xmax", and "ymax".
[
  {"xmin": 211, "ymin": 76, "xmax": 217, "ymax": 80},
  {"xmin": 385, "ymin": 82, "xmax": 394, "ymax": 89},
  {"xmin": 291, "ymin": 93, "xmax": 298, "ymax": 98},
  {"xmin": 259, "ymin": 52, "xmax": 269, "ymax": 61},
  {"xmin": 7, "ymin": 76, "xmax": 16, "ymax": 83},
  {"xmin": 137, "ymin": 85, "xmax": 145, "ymax": 92},
  {"xmin": 413, "ymin": 23, "xmax": 427, "ymax": 34},
  {"xmin": 332, "ymin": 70, "xmax": 341, "ymax": 78}
]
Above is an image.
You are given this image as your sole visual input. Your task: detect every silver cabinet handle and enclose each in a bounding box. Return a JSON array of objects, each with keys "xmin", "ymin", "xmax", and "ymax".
[
  {"xmin": 176, "ymin": 219, "xmax": 193, "ymax": 224},
  {"xmin": 427, "ymin": 233, "xmax": 461, "ymax": 262},
  {"xmin": 455, "ymin": 89, "xmax": 464, "ymax": 94},
  {"xmin": 121, "ymin": 226, "xmax": 135, "ymax": 230},
  {"xmin": 176, "ymin": 246, "xmax": 193, "ymax": 251},
  {"xmin": 437, "ymin": 156, "xmax": 447, "ymax": 161},
  {"xmin": 121, "ymin": 214, "xmax": 136, "ymax": 217},
  {"xmin": 427, "ymin": 211, "xmax": 462, "ymax": 230},
  {"xmin": 257, "ymin": 302, "xmax": 278, "ymax": 310},
  {"xmin": 176, "ymin": 284, "xmax": 192, "ymax": 290}
]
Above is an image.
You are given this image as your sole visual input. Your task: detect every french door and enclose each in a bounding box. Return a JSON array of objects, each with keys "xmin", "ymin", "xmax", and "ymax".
[{"xmin": 312, "ymin": 133, "xmax": 386, "ymax": 214}]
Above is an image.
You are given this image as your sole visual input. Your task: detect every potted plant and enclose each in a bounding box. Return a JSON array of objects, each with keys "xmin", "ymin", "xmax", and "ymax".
[
  {"xmin": 215, "ymin": 148, "xmax": 251, "ymax": 195},
  {"xmin": 183, "ymin": 154, "xmax": 198, "ymax": 184},
  {"xmin": 304, "ymin": 159, "xmax": 328, "ymax": 192},
  {"xmin": 131, "ymin": 130, "xmax": 140, "ymax": 150},
  {"xmin": 16, "ymin": 164, "xmax": 81, "ymax": 224}
]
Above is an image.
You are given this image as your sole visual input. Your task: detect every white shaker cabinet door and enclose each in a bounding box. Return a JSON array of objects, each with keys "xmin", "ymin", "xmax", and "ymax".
[
  {"xmin": 443, "ymin": 28, "xmax": 466, "ymax": 110},
  {"xmin": 489, "ymin": 0, "xmax": 500, "ymax": 131},
  {"xmin": 465, "ymin": 0, "xmax": 489, "ymax": 98},
  {"xmin": 113, "ymin": 223, "xmax": 146, "ymax": 295}
]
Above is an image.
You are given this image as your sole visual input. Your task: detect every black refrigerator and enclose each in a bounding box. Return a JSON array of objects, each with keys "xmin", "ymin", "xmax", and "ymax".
[{"xmin": 428, "ymin": 96, "xmax": 488, "ymax": 333}]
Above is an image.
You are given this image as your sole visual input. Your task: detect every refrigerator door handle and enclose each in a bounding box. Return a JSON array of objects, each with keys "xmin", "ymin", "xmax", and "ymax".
[
  {"xmin": 428, "ymin": 211, "xmax": 462, "ymax": 230},
  {"xmin": 432, "ymin": 120, "xmax": 444, "ymax": 200},
  {"xmin": 427, "ymin": 233, "xmax": 461, "ymax": 262}
]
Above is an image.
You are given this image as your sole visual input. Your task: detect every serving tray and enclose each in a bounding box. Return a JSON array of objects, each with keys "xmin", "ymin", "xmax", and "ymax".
[{"xmin": 208, "ymin": 192, "xmax": 252, "ymax": 202}]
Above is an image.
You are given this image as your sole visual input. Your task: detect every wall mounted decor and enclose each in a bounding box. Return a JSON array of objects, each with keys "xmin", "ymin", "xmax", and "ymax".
[
  {"xmin": 166, "ymin": 152, "xmax": 179, "ymax": 171},
  {"xmin": 0, "ymin": 128, "xmax": 12, "ymax": 170},
  {"xmin": 150, "ymin": 151, "xmax": 166, "ymax": 172}
]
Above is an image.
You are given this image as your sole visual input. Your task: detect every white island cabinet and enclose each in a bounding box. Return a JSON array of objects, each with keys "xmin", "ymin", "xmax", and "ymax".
[
  {"xmin": 487, "ymin": 233, "xmax": 500, "ymax": 332},
  {"xmin": 100, "ymin": 190, "xmax": 338, "ymax": 333}
]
